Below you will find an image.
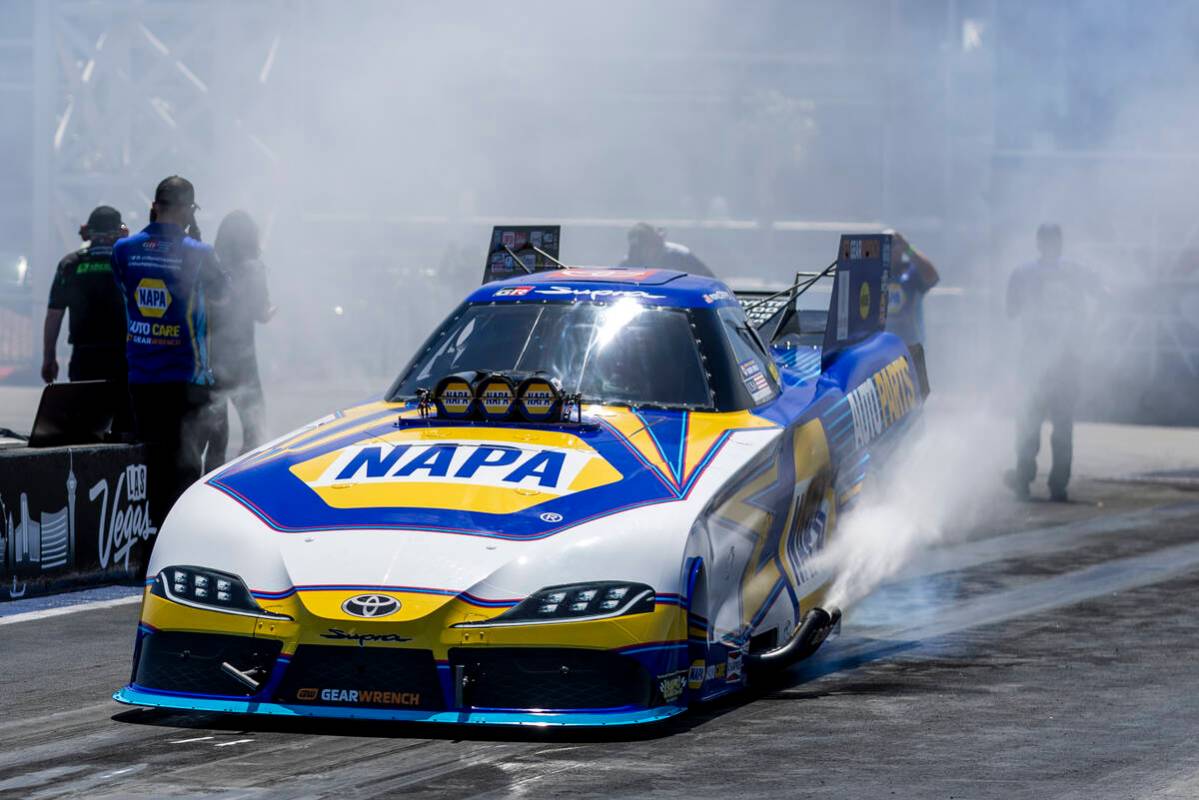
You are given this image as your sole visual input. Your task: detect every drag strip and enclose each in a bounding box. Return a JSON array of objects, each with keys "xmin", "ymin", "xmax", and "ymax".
[
  {"xmin": 4, "ymin": 481, "xmax": 1199, "ymax": 799},
  {"xmin": 0, "ymin": 594, "xmax": 140, "ymax": 627}
]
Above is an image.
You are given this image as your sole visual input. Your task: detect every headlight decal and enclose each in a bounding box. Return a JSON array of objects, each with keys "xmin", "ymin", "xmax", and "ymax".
[
  {"xmin": 454, "ymin": 581, "xmax": 655, "ymax": 627},
  {"xmin": 151, "ymin": 566, "xmax": 292, "ymax": 620}
]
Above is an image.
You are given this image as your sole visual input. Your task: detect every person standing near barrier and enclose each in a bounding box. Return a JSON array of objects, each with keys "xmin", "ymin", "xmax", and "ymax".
[
  {"xmin": 202, "ymin": 210, "xmax": 274, "ymax": 465},
  {"xmin": 41, "ymin": 206, "xmax": 135, "ymax": 433},
  {"xmin": 111, "ymin": 176, "xmax": 227, "ymax": 525},
  {"xmin": 1004, "ymin": 223, "xmax": 1101, "ymax": 502}
]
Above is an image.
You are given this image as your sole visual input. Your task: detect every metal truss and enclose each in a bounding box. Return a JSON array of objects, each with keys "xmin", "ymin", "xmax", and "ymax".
[{"xmin": 31, "ymin": 0, "xmax": 293, "ymax": 330}]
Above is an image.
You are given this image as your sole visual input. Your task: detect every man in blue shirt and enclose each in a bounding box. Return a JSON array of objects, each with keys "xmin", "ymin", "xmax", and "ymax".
[
  {"xmin": 884, "ymin": 230, "xmax": 940, "ymax": 347},
  {"xmin": 111, "ymin": 176, "xmax": 227, "ymax": 524},
  {"xmin": 1004, "ymin": 224, "xmax": 1101, "ymax": 502}
]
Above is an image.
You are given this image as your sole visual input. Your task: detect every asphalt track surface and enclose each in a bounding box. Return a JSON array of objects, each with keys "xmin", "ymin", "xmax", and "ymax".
[{"xmin": 4, "ymin": 477, "xmax": 1199, "ymax": 799}]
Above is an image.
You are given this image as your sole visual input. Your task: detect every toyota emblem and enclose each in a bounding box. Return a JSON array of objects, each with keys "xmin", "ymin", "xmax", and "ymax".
[{"xmin": 341, "ymin": 594, "xmax": 401, "ymax": 618}]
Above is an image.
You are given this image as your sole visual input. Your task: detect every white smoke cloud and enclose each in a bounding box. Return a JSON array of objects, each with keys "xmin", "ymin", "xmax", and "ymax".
[{"xmin": 814, "ymin": 403, "xmax": 1010, "ymax": 611}]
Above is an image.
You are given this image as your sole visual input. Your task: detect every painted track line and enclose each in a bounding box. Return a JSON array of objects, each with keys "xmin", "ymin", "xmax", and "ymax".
[
  {"xmin": 0, "ymin": 594, "xmax": 140, "ymax": 626},
  {"xmin": 859, "ymin": 537, "xmax": 1199, "ymax": 643},
  {"xmin": 892, "ymin": 502, "xmax": 1199, "ymax": 585}
]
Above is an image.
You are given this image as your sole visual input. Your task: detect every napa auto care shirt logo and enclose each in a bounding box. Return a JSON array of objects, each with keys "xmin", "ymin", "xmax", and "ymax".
[
  {"xmin": 135, "ymin": 278, "xmax": 171, "ymax": 318},
  {"xmin": 290, "ymin": 433, "xmax": 623, "ymax": 514}
]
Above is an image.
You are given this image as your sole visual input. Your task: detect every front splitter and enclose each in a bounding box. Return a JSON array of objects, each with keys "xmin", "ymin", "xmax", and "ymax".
[{"xmin": 113, "ymin": 685, "xmax": 685, "ymax": 727}]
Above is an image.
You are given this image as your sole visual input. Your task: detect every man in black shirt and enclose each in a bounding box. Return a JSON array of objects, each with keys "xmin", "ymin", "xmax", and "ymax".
[
  {"xmin": 42, "ymin": 205, "xmax": 132, "ymax": 431},
  {"xmin": 1004, "ymin": 223, "xmax": 1102, "ymax": 502},
  {"xmin": 620, "ymin": 222, "xmax": 716, "ymax": 277}
]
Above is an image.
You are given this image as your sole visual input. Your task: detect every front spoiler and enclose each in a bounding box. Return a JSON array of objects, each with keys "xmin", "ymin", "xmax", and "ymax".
[{"xmin": 113, "ymin": 685, "xmax": 685, "ymax": 728}]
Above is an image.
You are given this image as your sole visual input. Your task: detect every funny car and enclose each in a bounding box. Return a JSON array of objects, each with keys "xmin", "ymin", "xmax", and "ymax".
[{"xmin": 114, "ymin": 230, "xmax": 928, "ymax": 727}]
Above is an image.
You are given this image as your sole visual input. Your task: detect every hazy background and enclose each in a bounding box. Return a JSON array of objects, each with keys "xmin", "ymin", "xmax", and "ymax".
[{"xmin": 2, "ymin": 0, "xmax": 1198, "ymax": 427}]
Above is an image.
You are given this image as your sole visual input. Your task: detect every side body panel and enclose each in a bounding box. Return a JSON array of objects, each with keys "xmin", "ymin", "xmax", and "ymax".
[{"xmin": 688, "ymin": 330, "xmax": 922, "ymax": 702}]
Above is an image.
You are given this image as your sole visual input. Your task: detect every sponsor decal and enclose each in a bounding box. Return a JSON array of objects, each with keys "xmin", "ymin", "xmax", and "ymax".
[
  {"xmin": 436, "ymin": 379, "xmax": 475, "ymax": 416},
  {"xmin": 704, "ymin": 663, "xmax": 726, "ymax": 682},
  {"xmin": 320, "ymin": 628, "xmax": 412, "ymax": 646},
  {"xmin": 859, "ymin": 281, "xmax": 871, "ymax": 320},
  {"xmin": 127, "ymin": 319, "xmax": 182, "ymax": 346},
  {"xmin": 549, "ymin": 268, "xmax": 656, "ymax": 281},
  {"xmin": 517, "ymin": 379, "xmax": 560, "ymax": 421},
  {"xmin": 490, "ymin": 252, "xmax": 513, "ymax": 273},
  {"xmin": 835, "ymin": 269, "xmax": 850, "ymax": 340},
  {"xmin": 658, "ymin": 670, "xmax": 687, "ymax": 703},
  {"xmin": 841, "ymin": 237, "xmax": 878, "ymax": 261},
  {"xmin": 341, "ymin": 593, "xmax": 401, "ymax": 618},
  {"xmin": 501, "ymin": 231, "xmax": 516, "ymax": 248},
  {"xmin": 319, "ymin": 442, "xmax": 600, "ymax": 492},
  {"xmin": 477, "ymin": 380, "xmax": 515, "ymax": 418},
  {"xmin": 539, "ymin": 511, "xmax": 563, "ymax": 523},
  {"xmin": 687, "ymin": 660, "xmax": 706, "ymax": 690},
  {"xmin": 290, "ymin": 430, "xmax": 622, "ymax": 514},
  {"xmin": 888, "ymin": 281, "xmax": 907, "ymax": 314},
  {"xmin": 91, "ymin": 464, "xmax": 156, "ymax": 571},
  {"xmin": 786, "ymin": 495, "xmax": 829, "ymax": 587},
  {"xmin": 702, "ymin": 290, "xmax": 732, "ymax": 304},
  {"xmin": 739, "ymin": 359, "xmax": 773, "ymax": 404},
  {"xmin": 725, "ymin": 650, "xmax": 744, "ymax": 683},
  {"xmin": 845, "ymin": 356, "xmax": 918, "ymax": 449},
  {"xmin": 494, "ymin": 285, "xmax": 533, "ymax": 297},
  {"xmin": 534, "ymin": 285, "xmax": 665, "ymax": 301},
  {"xmin": 300, "ymin": 687, "xmax": 422, "ymax": 706},
  {"xmin": 76, "ymin": 260, "xmax": 111, "ymax": 275},
  {"xmin": 135, "ymin": 277, "xmax": 171, "ymax": 319}
]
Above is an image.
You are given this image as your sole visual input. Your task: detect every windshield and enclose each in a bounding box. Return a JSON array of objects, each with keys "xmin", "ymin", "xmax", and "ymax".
[{"xmin": 390, "ymin": 299, "xmax": 713, "ymax": 409}]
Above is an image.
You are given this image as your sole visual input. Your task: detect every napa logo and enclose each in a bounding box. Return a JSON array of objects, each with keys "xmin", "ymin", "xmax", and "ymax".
[
  {"xmin": 135, "ymin": 278, "xmax": 171, "ymax": 319},
  {"xmin": 437, "ymin": 380, "xmax": 474, "ymax": 416},
  {"xmin": 291, "ymin": 434, "xmax": 624, "ymax": 514},
  {"xmin": 518, "ymin": 381, "xmax": 558, "ymax": 419},
  {"xmin": 479, "ymin": 384, "xmax": 514, "ymax": 416}
]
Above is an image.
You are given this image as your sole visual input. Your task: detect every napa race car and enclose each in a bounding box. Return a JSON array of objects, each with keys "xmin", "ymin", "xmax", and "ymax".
[{"xmin": 114, "ymin": 229, "xmax": 929, "ymax": 727}]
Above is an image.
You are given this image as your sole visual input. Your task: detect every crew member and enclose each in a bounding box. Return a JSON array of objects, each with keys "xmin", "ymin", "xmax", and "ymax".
[
  {"xmin": 42, "ymin": 205, "xmax": 134, "ymax": 433},
  {"xmin": 620, "ymin": 222, "xmax": 715, "ymax": 277},
  {"xmin": 1004, "ymin": 224, "xmax": 1101, "ymax": 502},
  {"xmin": 884, "ymin": 230, "xmax": 940, "ymax": 346},
  {"xmin": 111, "ymin": 176, "xmax": 228, "ymax": 525},
  {"xmin": 203, "ymin": 210, "xmax": 274, "ymax": 464}
]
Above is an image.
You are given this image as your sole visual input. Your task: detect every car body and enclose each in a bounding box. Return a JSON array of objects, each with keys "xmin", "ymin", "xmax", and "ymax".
[{"xmin": 115, "ymin": 234, "xmax": 927, "ymax": 727}]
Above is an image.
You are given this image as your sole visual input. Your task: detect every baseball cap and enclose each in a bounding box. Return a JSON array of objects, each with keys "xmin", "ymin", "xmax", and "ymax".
[
  {"xmin": 628, "ymin": 221, "xmax": 663, "ymax": 243},
  {"xmin": 86, "ymin": 205, "xmax": 123, "ymax": 233},
  {"xmin": 154, "ymin": 175, "xmax": 199, "ymax": 209}
]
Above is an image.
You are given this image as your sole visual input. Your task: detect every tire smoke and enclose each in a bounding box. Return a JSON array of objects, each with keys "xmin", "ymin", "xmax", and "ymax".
[{"xmin": 813, "ymin": 405, "xmax": 1008, "ymax": 611}]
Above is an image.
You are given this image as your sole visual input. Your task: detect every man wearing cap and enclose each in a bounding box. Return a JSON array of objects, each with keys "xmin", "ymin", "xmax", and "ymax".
[
  {"xmin": 620, "ymin": 222, "xmax": 716, "ymax": 277},
  {"xmin": 111, "ymin": 176, "xmax": 228, "ymax": 524},
  {"xmin": 42, "ymin": 205, "xmax": 130, "ymax": 386}
]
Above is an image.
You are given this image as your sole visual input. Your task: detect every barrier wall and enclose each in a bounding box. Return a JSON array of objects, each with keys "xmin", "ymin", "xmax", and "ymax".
[{"xmin": 0, "ymin": 443, "xmax": 154, "ymax": 601}]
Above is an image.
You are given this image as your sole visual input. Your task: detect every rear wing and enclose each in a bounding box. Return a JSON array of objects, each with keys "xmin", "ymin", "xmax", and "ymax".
[
  {"xmin": 821, "ymin": 233, "xmax": 896, "ymax": 369},
  {"xmin": 483, "ymin": 225, "xmax": 563, "ymax": 283}
]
